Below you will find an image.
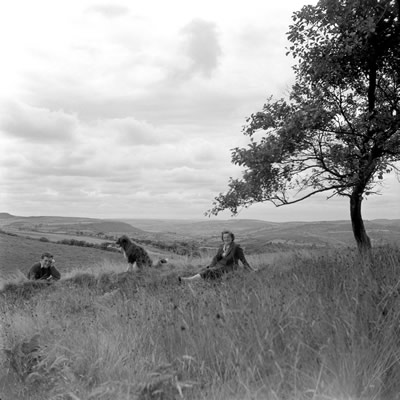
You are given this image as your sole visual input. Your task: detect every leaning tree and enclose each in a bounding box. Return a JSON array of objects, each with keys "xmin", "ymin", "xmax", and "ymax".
[{"xmin": 208, "ymin": 0, "xmax": 400, "ymax": 250}]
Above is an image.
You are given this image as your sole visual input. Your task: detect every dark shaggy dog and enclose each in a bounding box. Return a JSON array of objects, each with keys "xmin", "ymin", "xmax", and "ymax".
[{"xmin": 116, "ymin": 235, "xmax": 167, "ymax": 272}]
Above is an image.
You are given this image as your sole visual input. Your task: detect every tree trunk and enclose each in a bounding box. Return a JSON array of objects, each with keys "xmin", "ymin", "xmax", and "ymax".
[{"xmin": 350, "ymin": 189, "xmax": 372, "ymax": 251}]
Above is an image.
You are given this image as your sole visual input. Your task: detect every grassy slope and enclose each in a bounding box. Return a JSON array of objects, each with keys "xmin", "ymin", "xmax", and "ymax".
[
  {"xmin": 4, "ymin": 214, "xmax": 400, "ymax": 251},
  {"xmin": 0, "ymin": 232, "xmax": 124, "ymax": 277},
  {"xmin": 1, "ymin": 246, "xmax": 400, "ymax": 399},
  {"xmin": 0, "ymin": 216, "xmax": 147, "ymax": 244},
  {"xmin": 0, "ymin": 232, "xmax": 171, "ymax": 280}
]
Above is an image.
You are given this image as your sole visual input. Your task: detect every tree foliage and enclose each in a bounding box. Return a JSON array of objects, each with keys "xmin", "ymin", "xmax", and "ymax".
[{"xmin": 209, "ymin": 0, "xmax": 400, "ymax": 250}]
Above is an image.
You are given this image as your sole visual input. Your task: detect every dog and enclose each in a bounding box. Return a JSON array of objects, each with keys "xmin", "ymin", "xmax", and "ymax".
[{"xmin": 115, "ymin": 235, "xmax": 167, "ymax": 272}]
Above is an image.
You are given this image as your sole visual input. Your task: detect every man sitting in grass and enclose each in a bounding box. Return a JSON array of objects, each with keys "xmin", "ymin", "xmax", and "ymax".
[{"xmin": 27, "ymin": 252, "xmax": 61, "ymax": 281}]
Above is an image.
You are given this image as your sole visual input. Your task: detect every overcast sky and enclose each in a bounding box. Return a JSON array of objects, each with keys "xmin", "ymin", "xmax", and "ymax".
[{"xmin": 0, "ymin": 0, "xmax": 399, "ymax": 222}]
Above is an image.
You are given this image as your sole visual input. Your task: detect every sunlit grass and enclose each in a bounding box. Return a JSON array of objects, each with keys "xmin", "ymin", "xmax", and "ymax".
[{"xmin": 0, "ymin": 270, "xmax": 28, "ymax": 292}]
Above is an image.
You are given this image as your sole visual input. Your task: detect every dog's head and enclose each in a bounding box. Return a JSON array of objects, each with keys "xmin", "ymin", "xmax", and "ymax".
[{"xmin": 116, "ymin": 235, "xmax": 130, "ymax": 249}]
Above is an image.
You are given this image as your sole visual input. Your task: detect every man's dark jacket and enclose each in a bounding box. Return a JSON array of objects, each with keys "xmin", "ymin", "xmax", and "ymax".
[{"xmin": 27, "ymin": 263, "xmax": 61, "ymax": 280}]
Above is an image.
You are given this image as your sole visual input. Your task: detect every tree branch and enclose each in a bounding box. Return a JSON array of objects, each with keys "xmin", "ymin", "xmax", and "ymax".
[{"xmin": 273, "ymin": 185, "xmax": 352, "ymax": 206}]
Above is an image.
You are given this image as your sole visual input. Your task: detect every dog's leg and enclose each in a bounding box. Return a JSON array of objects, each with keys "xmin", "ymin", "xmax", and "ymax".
[
  {"xmin": 126, "ymin": 262, "xmax": 139, "ymax": 272},
  {"xmin": 154, "ymin": 258, "xmax": 168, "ymax": 268}
]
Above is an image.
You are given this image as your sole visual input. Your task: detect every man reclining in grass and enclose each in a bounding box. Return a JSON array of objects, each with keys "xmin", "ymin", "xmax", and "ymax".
[
  {"xmin": 179, "ymin": 230, "xmax": 256, "ymax": 282},
  {"xmin": 27, "ymin": 252, "xmax": 61, "ymax": 281}
]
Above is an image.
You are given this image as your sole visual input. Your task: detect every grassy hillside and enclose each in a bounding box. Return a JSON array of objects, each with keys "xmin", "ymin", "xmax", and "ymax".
[
  {"xmin": 120, "ymin": 218, "xmax": 400, "ymax": 250},
  {"xmin": 0, "ymin": 215, "xmax": 145, "ymax": 242},
  {"xmin": 2, "ymin": 213, "xmax": 400, "ymax": 252},
  {"xmin": 0, "ymin": 213, "xmax": 14, "ymax": 219},
  {"xmin": 0, "ymin": 215, "xmax": 204, "ymax": 253},
  {"xmin": 0, "ymin": 231, "xmax": 171, "ymax": 279},
  {"xmin": 0, "ymin": 214, "xmax": 101, "ymax": 228},
  {"xmin": 1, "ymin": 246, "xmax": 400, "ymax": 399}
]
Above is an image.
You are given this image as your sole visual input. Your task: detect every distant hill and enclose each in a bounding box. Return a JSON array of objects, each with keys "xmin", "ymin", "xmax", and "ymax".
[
  {"xmin": 1, "ymin": 213, "xmax": 400, "ymax": 252},
  {"xmin": 0, "ymin": 212, "xmax": 15, "ymax": 219},
  {"xmin": 0, "ymin": 214, "xmax": 145, "ymax": 239},
  {"xmin": 43, "ymin": 220, "xmax": 146, "ymax": 235},
  {"xmin": 117, "ymin": 218, "xmax": 400, "ymax": 251}
]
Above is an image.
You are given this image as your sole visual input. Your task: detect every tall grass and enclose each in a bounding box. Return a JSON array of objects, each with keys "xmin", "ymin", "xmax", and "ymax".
[{"xmin": 1, "ymin": 247, "xmax": 400, "ymax": 399}]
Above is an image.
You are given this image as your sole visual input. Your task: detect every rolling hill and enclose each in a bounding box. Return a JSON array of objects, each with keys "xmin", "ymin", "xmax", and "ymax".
[
  {"xmin": 116, "ymin": 218, "xmax": 400, "ymax": 251},
  {"xmin": 1, "ymin": 213, "xmax": 399, "ymax": 255}
]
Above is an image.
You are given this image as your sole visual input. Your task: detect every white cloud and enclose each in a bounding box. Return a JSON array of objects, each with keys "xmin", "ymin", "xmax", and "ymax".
[
  {"xmin": 178, "ymin": 19, "xmax": 222, "ymax": 79},
  {"xmin": 86, "ymin": 4, "xmax": 130, "ymax": 18},
  {"xmin": 0, "ymin": 102, "xmax": 78, "ymax": 142},
  {"xmin": 96, "ymin": 117, "xmax": 181, "ymax": 146}
]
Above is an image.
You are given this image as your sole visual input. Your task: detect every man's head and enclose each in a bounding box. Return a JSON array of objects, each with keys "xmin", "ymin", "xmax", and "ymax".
[{"xmin": 40, "ymin": 252, "xmax": 54, "ymax": 268}]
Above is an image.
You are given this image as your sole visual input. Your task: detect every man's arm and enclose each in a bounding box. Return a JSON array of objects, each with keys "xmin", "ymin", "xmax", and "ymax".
[
  {"xmin": 49, "ymin": 265, "xmax": 61, "ymax": 280},
  {"xmin": 208, "ymin": 246, "xmax": 223, "ymax": 268}
]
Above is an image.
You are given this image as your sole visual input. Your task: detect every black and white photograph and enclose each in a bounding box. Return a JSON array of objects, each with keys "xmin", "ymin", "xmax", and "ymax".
[{"xmin": 1, "ymin": 0, "xmax": 400, "ymax": 399}]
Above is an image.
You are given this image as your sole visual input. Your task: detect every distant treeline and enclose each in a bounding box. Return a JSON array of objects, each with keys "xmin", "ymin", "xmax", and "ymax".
[
  {"xmin": 135, "ymin": 238, "xmax": 201, "ymax": 257},
  {"xmin": 54, "ymin": 237, "xmax": 202, "ymax": 257},
  {"xmin": 49, "ymin": 238, "xmax": 119, "ymax": 252}
]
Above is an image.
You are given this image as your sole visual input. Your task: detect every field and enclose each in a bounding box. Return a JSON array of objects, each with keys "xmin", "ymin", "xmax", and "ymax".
[
  {"xmin": 1, "ymin": 215, "xmax": 400, "ymax": 399},
  {"xmin": 0, "ymin": 231, "xmax": 172, "ymax": 279},
  {"xmin": 0, "ymin": 232, "xmax": 121, "ymax": 276}
]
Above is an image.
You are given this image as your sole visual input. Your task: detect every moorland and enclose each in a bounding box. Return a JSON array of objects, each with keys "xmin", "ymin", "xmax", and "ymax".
[
  {"xmin": 1, "ymin": 213, "xmax": 400, "ymax": 400},
  {"xmin": 2, "ymin": 212, "xmax": 400, "ymax": 246}
]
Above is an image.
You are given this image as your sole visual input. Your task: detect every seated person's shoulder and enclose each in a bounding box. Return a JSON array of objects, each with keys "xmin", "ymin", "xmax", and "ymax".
[
  {"xmin": 29, "ymin": 262, "xmax": 41, "ymax": 271},
  {"xmin": 27, "ymin": 262, "xmax": 41, "ymax": 278},
  {"xmin": 233, "ymin": 243, "xmax": 244, "ymax": 251}
]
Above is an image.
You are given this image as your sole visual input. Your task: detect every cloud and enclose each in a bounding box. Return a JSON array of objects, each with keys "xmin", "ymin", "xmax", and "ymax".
[
  {"xmin": 0, "ymin": 102, "xmax": 78, "ymax": 143},
  {"xmin": 97, "ymin": 117, "xmax": 180, "ymax": 145},
  {"xmin": 0, "ymin": 102, "xmax": 236, "ymax": 202},
  {"xmin": 86, "ymin": 4, "xmax": 130, "ymax": 18},
  {"xmin": 177, "ymin": 19, "xmax": 222, "ymax": 79},
  {"xmin": 31, "ymin": 86, "xmax": 245, "ymax": 130}
]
